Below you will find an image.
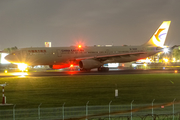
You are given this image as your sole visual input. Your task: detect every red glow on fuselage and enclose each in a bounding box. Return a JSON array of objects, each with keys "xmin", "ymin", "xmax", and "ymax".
[
  {"xmin": 52, "ymin": 64, "xmax": 78, "ymax": 69},
  {"xmin": 67, "ymin": 71, "xmax": 78, "ymax": 75},
  {"xmin": 52, "ymin": 65, "xmax": 70, "ymax": 69}
]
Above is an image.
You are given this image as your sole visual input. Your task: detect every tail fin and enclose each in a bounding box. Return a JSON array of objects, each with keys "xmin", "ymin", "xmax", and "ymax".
[{"xmin": 143, "ymin": 21, "xmax": 171, "ymax": 47}]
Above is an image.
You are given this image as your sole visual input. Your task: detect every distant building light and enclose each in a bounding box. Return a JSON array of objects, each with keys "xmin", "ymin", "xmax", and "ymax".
[
  {"xmin": 163, "ymin": 58, "xmax": 169, "ymax": 63},
  {"xmin": 163, "ymin": 47, "xmax": 169, "ymax": 54},
  {"xmin": 143, "ymin": 63, "xmax": 147, "ymax": 67},
  {"xmin": 45, "ymin": 42, "xmax": 51, "ymax": 47},
  {"xmin": 105, "ymin": 45, "xmax": 112, "ymax": 47},
  {"xmin": 1, "ymin": 53, "xmax": 10, "ymax": 64},
  {"xmin": 173, "ymin": 58, "xmax": 176, "ymax": 62},
  {"xmin": 132, "ymin": 64, "xmax": 137, "ymax": 67},
  {"xmin": 107, "ymin": 63, "xmax": 119, "ymax": 67},
  {"xmin": 137, "ymin": 58, "xmax": 151, "ymax": 63}
]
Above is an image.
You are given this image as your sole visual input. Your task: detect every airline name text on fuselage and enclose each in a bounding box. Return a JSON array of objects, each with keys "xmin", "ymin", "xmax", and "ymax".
[
  {"xmin": 28, "ymin": 50, "xmax": 47, "ymax": 53},
  {"xmin": 61, "ymin": 49, "xmax": 84, "ymax": 52},
  {"xmin": 130, "ymin": 48, "xmax": 138, "ymax": 50}
]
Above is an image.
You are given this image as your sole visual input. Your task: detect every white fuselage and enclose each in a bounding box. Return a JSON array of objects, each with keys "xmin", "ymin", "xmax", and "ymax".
[{"xmin": 5, "ymin": 45, "xmax": 161, "ymax": 66}]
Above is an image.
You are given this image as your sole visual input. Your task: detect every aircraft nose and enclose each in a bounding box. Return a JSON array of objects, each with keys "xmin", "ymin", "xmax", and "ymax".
[{"xmin": 5, "ymin": 54, "xmax": 19, "ymax": 63}]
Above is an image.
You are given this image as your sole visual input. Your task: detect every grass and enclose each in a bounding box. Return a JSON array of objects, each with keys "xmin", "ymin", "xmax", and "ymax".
[{"xmin": 0, "ymin": 73, "xmax": 180, "ymax": 108}]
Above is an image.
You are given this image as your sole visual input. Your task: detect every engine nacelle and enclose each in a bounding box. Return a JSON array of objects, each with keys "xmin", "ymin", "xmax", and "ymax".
[{"xmin": 79, "ymin": 59, "xmax": 102, "ymax": 70}]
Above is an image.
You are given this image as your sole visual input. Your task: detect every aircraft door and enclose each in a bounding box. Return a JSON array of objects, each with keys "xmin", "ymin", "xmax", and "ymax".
[
  {"xmin": 106, "ymin": 49, "xmax": 110, "ymax": 54},
  {"xmin": 22, "ymin": 50, "xmax": 26, "ymax": 57},
  {"xmin": 57, "ymin": 49, "xmax": 61, "ymax": 57},
  {"xmin": 21, "ymin": 50, "xmax": 28, "ymax": 62}
]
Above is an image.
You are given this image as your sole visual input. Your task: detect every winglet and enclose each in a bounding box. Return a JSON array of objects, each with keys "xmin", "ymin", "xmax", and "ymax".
[{"xmin": 143, "ymin": 21, "xmax": 171, "ymax": 47}]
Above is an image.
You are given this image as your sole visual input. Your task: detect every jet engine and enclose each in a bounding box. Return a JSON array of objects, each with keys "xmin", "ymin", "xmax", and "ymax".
[{"xmin": 79, "ymin": 59, "xmax": 102, "ymax": 70}]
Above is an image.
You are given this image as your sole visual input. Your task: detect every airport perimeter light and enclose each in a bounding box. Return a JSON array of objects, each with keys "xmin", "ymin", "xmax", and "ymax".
[
  {"xmin": 143, "ymin": 63, "xmax": 147, "ymax": 67},
  {"xmin": 173, "ymin": 58, "xmax": 176, "ymax": 62},
  {"xmin": 163, "ymin": 58, "xmax": 169, "ymax": 63}
]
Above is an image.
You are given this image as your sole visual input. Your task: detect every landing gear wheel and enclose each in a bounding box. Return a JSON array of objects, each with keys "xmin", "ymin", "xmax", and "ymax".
[
  {"xmin": 98, "ymin": 67, "xmax": 109, "ymax": 72},
  {"xmin": 80, "ymin": 68, "xmax": 91, "ymax": 72}
]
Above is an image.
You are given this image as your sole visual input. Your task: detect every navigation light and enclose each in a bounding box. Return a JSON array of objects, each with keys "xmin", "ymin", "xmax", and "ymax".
[
  {"xmin": 78, "ymin": 45, "xmax": 82, "ymax": 48},
  {"xmin": 70, "ymin": 64, "xmax": 74, "ymax": 67}
]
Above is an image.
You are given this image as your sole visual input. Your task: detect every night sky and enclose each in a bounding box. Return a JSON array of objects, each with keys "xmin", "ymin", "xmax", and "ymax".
[{"xmin": 0, "ymin": 0, "xmax": 179, "ymax": 49}]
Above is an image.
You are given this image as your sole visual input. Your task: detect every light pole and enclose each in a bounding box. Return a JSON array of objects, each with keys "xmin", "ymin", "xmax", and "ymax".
[
  {"xmin": 86, "ymin": 101, "xmax": 89, "ymax": 120},
  {"xmin": 152, "ymin": 99, "xmax": 155, "ymax": 120},
  {"xmin": 62, "ymin": 102, "xmax": 65, "ymax": 120},
  {"xmin": 38, "ymin": 103, "xmax": 42, "ymax": 119},
  {"xmin": 131, "ymin": 100, "xmax": 134, "ymax": 120},
  {"xmin": 109, "ymin": 101, "xmax": 112, "ymax": 120},
  {"xmin": 13, "ymin": 104, "xmax": 16, "ymax": 120},
  {"xmin": 173, "ymin": 98, "xmax": 176, "ymax": 120}
]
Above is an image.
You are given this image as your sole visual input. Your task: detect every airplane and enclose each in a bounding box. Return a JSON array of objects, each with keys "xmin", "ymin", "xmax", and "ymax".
[{"xmin": 5, "ymin": 21, "xmax": 171, "ymax": 72}]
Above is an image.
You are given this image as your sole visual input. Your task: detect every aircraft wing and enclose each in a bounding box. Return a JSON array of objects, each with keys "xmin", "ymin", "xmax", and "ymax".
[{"xmin": 75, "ymin": 52, "xmax": 146, "ymax": 61}]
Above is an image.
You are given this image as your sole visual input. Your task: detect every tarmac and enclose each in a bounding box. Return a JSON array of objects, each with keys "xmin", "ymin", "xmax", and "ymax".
[{"xmin": 0, "ymin": 69, "xmax": 179, "ymax": 77}]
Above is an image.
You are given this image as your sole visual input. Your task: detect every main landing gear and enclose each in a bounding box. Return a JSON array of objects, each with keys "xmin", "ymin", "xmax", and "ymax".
[
  {"xmin": 98, "ymin": 67, "xmax": 109, "ymax": 72},
  {"xmin": 80, "ymin": 69, "xmax": 91, "ymax": 72},
  {"xmin": 80, "ymin": 67, "xmax": 109, "ymax": 72}
]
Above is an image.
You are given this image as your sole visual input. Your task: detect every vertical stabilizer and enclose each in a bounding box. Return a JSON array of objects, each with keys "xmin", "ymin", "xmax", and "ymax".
[{"xmin": 143, "ymin": 21, "xmax": 171, "ymax": 47}]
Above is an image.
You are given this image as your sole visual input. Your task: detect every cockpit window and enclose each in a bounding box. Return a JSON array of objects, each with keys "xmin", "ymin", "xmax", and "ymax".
[
  {"xmin": 11, "ymin": 51, "xmax": 20, "ymax": 55},
  {"xmin": 11, "ymin": 53, "xmax": 16, "ymax": 55}
]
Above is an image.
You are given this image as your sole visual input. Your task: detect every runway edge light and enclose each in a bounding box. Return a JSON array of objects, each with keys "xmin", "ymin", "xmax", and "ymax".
[
  {"xmin": 115, "ymin": 89, "xmax": 118, "ymax": 98},
  {"xmin": 0, "ymin": 82, "xmax": 7, "ymax": 104}
]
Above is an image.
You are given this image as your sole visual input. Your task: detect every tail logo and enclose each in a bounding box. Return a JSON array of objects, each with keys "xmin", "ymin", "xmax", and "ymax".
[
  {"xmin": 155, "ymin": 28, "xmax": 165, "ymax": 42},
  {"xmin": 143, "ymin": 21, "xmax": 171, "ymax": 47}
]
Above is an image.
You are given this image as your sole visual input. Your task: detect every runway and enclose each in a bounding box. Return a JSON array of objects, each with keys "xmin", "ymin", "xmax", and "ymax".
[{"xmin": 0, "ymin": 69, "xmax": 179, "ymax": 77}]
